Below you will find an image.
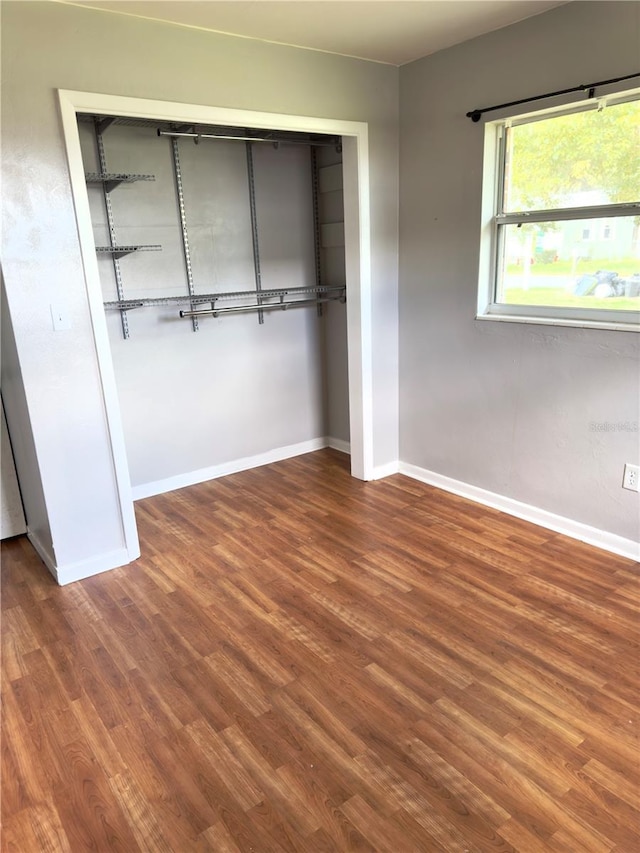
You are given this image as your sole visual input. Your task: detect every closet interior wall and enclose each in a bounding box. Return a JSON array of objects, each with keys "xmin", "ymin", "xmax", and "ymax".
[
  {"xmin": 78, "ymin": 119, "xmax": 348, "ymax": 492},
  {"xmin": 316, "ymin": 145, "xmax": 350, "ymax": 449},
  {"xmin": 1, "ymin": 398, "xmax": 27, "ymax": 539}
]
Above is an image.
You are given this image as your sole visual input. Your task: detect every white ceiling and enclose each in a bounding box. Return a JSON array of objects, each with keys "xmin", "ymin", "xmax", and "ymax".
[{"xmin": 61, "ymin": 1, "xmax": 569, "ymax": 66}]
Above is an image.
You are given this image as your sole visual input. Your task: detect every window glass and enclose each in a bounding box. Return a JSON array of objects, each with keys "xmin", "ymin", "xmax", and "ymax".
[
  {"xmin": 503, "ymin": 100, "xmax": 640, "ymax": 212},
  {"xmin": 497, "ymin": 218, "xmax": 640, "ymax": 311}
]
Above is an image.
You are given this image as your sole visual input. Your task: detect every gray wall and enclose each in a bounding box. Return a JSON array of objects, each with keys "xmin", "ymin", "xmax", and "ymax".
[
  {"xmin": 1, "ymin": 1, "xmax": 399, "ymax": 571},
  {"xmin": 399, "ymin": 1, "xmax": 640, "ymax": 541}
]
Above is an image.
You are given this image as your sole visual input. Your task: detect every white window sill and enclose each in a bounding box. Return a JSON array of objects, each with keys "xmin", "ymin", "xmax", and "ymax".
[{"xmin": 476, "ymin": 311, "xmax": 640, "ymax": 333}]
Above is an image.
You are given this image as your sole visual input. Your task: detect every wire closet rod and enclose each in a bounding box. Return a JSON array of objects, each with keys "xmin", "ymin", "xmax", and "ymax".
[
  {"xmin": 157, "ymin": 130, "xmax": 340, "ymax": 147},
  {"xmin": 466, "ymin": 71, "xmax": 640, "ymax": 122},
  {"xmin": 180, "ymin": 296, "xmax": 343, "ymax": 319}
]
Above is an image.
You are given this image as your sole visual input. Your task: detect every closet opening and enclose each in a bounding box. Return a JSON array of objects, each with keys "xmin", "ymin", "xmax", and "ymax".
[{"xmin": 59, "ymin": 92, "xmax": 373, "ymax": 567}]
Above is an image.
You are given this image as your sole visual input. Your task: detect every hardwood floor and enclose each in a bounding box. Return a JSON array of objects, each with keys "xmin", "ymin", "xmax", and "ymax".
[{"xmin": 2, "ymin": 449, "xmax": 639, "ymax": 851}]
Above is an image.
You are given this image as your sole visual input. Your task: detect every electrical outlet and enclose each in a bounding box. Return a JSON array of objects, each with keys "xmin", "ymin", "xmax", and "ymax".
[{"xmin": 622, "ymin": 464, "xmax": 639, "ymax": 492}]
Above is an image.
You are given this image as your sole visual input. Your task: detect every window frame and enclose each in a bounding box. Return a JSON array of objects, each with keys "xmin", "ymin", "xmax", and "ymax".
[{"xmin": 476, "ymin": 89, "xmax": 640, "ymax": 332}]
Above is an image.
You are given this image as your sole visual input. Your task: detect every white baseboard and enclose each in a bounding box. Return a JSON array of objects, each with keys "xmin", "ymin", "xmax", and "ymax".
[
  {"xmin": 326, "ymin": 437, "xmax": 351, "ymax": 455},
  {"xmin": 132, "ymin": 436, "xmax": 401, "ymax": 500},
  {"xmin": 325, "ymin": 438, "xmax": 398, "ymax": 480},
  {"xmin": 399, "ymin": 462, "xmax": 640, "ymax": 562},
  {"xmin": 55, "ymin": 547, "xmax": 134, "ymax": 586},
  {"xmin": 27, "ymin": 530, "xmax": 57, "ymax": 581},
  {"xmin": 28, "ymin": 529, "xmax": 135, "ymax": 586},
  {"xmin": 373, "ymin": 461, "xmax": 400, "ymax": 480},
  {"xmin": 130, "ymin": 439, "xmax": 640, "ymax": 562},
  {"xmin": 132, "ymin": 438, "xmax": 329, "ymax": 501}
]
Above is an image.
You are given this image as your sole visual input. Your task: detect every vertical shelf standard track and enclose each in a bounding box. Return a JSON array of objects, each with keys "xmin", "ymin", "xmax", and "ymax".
[
  {"xmin": 245, "ymin": 142, "xmax": 264, "ymax": 324},
  {"xmin": 310, "ymin": 147, "xmax": 324, "ymax": 318},
  {"xmin": 170, "ymin": 138, "xmax": 198, "ymax": 332},
  {"xmin": 95, "ymin": 118, "xmax": 129, "ymax": 339}
]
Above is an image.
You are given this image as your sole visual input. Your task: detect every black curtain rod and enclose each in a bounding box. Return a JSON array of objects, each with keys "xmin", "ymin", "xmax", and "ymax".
[{"xmin": 466, "ymin": 72, "xmax": 640, "ymax": 122}]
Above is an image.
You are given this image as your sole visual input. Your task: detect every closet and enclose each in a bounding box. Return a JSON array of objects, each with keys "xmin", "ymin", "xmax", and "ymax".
[{"xmin": 77, "ymin": 115, "xmax": 349, "ymax": 493}]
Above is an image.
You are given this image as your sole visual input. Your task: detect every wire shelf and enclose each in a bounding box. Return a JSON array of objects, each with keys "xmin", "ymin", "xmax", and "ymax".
[
  {"xmin": 85, "ymin": 173, "xmax": 155, "ymax": 193},
  {"xmin": 103, "ymin": 284, "xmax": 345, "ymax": 310},
  {"xmin": 96, "ymin": 245, "xmax": 162, "ymax": 259}
]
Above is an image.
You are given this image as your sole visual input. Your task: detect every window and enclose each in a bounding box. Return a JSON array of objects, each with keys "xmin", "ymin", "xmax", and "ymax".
[{"xmin": 479, "ymin": 92, "xmax": 640, "ymax": 330}]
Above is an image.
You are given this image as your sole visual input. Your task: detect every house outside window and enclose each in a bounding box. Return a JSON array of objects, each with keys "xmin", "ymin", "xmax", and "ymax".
[{"xmin": 478, "ymin": 92, "xmax": 640, "ymax": 330}]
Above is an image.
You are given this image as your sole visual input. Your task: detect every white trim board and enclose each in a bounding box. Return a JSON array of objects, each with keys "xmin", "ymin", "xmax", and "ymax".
[
  {"xmin": 55, "ymin": 548, "xmax": 133, "ymax": 586},
  {"xmin": 133, "ymin": 438, "xmax": 344, "ymax": 500},
  {"xmin": 27, "ymin": 531, "xmax": 58, "ymax": 582},
  {"xmin": 325, "ymin": 439, "xmax": 398, "ymax": 480},
  {"xmin": 131, "ymin": 438, "xmax": 399, "ymax": 501},
  {"xmin": 373, "ymin": 461, "xmax": 400, "ymax": 480},
  {"xmin": 399, "ymin": 462, "xmax": 640, "ymax": 562},
  {"xmin": 326, "ymin": 437, "xmax": 351, "ymax": 455},
  {"xmin": 28, "ymin": 530, "xmax": 132, "ymax": 586}
]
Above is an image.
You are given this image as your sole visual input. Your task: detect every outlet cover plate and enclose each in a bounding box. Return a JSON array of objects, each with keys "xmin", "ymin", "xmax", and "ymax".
[{"xmin": 622, "ymin": 463, "xmax": 639, "ymax": 492}]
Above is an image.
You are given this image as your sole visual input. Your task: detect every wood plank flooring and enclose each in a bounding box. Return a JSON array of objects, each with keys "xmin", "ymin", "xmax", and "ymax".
[{"xmin": 2, "ymin": 449, "xmax": 639, "ymax": 851}]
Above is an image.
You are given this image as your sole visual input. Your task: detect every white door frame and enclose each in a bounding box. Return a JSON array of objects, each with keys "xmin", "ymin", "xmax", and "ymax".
[{"xmin": 58, "ymin": 90, "xmax": 374, "ymax": 561}]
